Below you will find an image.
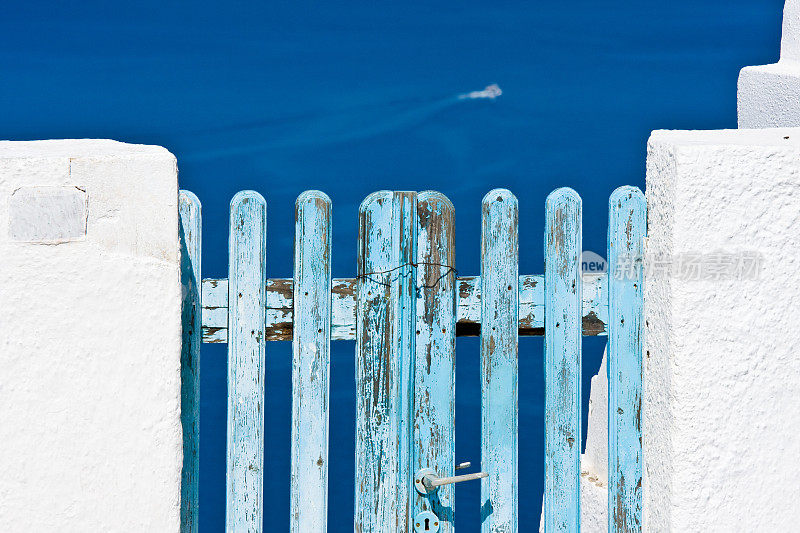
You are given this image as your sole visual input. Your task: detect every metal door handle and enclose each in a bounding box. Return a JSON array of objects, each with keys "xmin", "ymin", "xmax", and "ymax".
[{"xmin": 414, "ymin": 465, "xmax": 488, "ymax": 495}]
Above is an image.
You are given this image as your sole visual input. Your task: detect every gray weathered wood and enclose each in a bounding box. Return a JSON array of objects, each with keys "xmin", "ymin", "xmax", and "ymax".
[
  {"xmin": 226, "ymin": 191, "xmax": 267, "ymax": 532},
  {"xmin": 179, "ymin": 191, "xmax": 201, "ymax": 533},
  {"xmin": 480, "ymin": 189, "xmax": 519, "ymax": 533},
  {"xmin": 355, "ymin": 191, "xmax": 417, "ymax": 532},
  {"xmin": 413, "ymin": 192, "xmax": 457, "ymax": 530},
  {"xmin": 290, "ymin": 191, "xmax": 332, "ymax": 532}
]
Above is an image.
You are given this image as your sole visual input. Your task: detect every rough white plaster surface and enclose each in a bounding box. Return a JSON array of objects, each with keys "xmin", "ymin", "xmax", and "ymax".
[
  {"xmin": 738, "ymin": 0, "xmax": 800, "ymax": 127},
  {"xmin": 539, "ymin": 348, "xmax": 609, "ymax": 533},
  {"xmin": 781, "ymin": 0, "xmax": 800, "ymax": 61},
  {"xmin": 577, "ymin": 468, "xmax": 607, "ymax": 533},
  {"xmin": 539, "ymin": 459, "xmax": 608, "ymax": 533},
  {"xmin": 583, "ymin": 350, "xmax": 608, "ymax": 485},
  {"xmin": 9, "ymin": 186, "xmax": 88, "ymax": 242},
  {"xmin": 645, "ymin": 128, "xmax": 800, "ymax": 532},
  {"xmin": 577, "ymin": 348, "xmax": 609, "ymax": 533},
  {"xmin": 0, "ymin": 140, "xmax": 182, "ymax": 531}
]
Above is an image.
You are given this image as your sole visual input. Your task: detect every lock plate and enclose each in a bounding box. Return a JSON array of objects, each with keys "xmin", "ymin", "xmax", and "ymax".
[{"xmin": 413, "ymin": 510, "xmax": 440, "ymax": 533}]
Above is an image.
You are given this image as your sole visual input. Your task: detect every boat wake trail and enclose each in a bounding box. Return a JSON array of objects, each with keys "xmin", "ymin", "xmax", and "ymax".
[{"xmin": 187, "ymin": 84, "xmax": 503, "ymax": 159}]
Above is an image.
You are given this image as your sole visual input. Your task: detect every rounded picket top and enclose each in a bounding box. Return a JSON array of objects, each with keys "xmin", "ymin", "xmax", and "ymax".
[
  {"xmin": 608, "ymin": 185, "xmax": 646, "ymax": 280},
  {"xmin": 179, "ymin": 190, "xmax": 202, "ymax": 254},
  {"xmin": 544, "ymin": 187, "xmax": 582, "ymax": 268},
  {"xmin": 609, "ymin": 185, "xmax": 645, "ymax": 211},
  {"xmin": 481, "ymin": 189, "xmax": 518, "ymax": 258},
  {"xmin": 545, "ymin": 187, "xmax": 582, "ymax": 210},
  {"xmin": 179, "ymin": 189, "xmax": 202, "ymax": 210},
  {"xmin": 230, "ymin": 189, "xmax": 267, "ymax": 210},
  {"xmin": 296, "ymin": 191, "xmax": 332, "ymax": 228},
  {"xmin": 229, "ymin": 191, "xmax": 267, "ymax": 249},
  {"xmin": 419, "ymin": 190, "xmax": 455, "ymax": 212},
  {"xmin": 418, "ymin": 191, "xmax": 455, "ymax": 234},
  {"xmin": 358, "ymin": 190, "xmax": 393, "ymax": 214},
  {"xmin": 296, "ymin": 189, "xmax": 331, "ymax": 208},
  {"xmin": 482, "ymin": 188, "xmax": 517, "ymax": 207},
  {"xmin": 417, "ymin": 191, "xmax": 456, "ymax": 296}
]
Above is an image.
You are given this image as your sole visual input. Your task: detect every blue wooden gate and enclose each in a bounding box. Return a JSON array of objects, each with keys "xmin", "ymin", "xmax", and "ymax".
[{"xmin": 179, "ymin": 187, "xmax": 646, "ymax": 532}]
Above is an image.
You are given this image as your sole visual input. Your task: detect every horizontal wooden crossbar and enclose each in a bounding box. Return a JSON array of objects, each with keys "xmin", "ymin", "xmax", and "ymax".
[{"xmin": 201, "ymin": 273, "xmax": 608, "ymax": 343}]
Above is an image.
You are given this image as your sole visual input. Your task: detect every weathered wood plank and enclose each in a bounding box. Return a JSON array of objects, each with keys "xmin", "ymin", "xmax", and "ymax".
[
  {"xmin": 480, "ymin": 189, "xmax": 519, "ymax": 533},
  {"xmin": 355, "ymin": 191, "xmax": 417, "ymax": 532},
  {"xmin": 543, "ymin": 188, "xmax": 582, "ymax": 532},
  {"xmin": 179, "ymin": 191, "xmax": 201, "ymax": 533},
  {"xmin": 290, "ymin": 191, "xmax": 332, "ymax": 533},
  {"xmin": 201, "ymin": 274, "xmax": 607, "ymax": 343},
  {"xmin": 226, "ymin": 191, "xmax": 267, "ymax": 532},
  {"xmin": 607, "ymin": 186, "xmax": 646, "ymax": 533},
  {"xmin": 413, "ymin": 192, "xmax": 456, "ymax": 530}
]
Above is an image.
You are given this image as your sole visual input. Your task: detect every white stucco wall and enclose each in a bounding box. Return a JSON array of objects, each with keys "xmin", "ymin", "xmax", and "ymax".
[
  {"xmin": 583, "ymin": 351, "xmax": 607, "ymax": 486},
  {"xmin": 644, "ymin": 128, "xmax": 800, "ymax": 531},
  {"xmin": 782, "ymin": 0, "xmax": 800, "ymax": 61},
  {"xmin": 577, "ymin": 349, "xmax": 608, "ymax": 533},
  {"xmin": 738, "ymin": 0, "xmax": 800, "ymax": 127},
  {"xmin": 0, "ymin": 140, "xmax": 183, "ymax": 531}
]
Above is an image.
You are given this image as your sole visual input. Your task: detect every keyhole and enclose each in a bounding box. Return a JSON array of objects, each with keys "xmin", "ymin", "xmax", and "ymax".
[{"xmin": 414, "ymin": 510, "xmax": 438, "ymax": 532}]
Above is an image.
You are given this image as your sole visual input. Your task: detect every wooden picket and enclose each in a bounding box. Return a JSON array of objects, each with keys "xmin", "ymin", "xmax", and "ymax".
[
  {"xmin": 412, "ymin": 192, "xmax": 457, "ymax": 531},
  {"xmin": 543, "ymin": 188, "xmax": 583, "ymax": 532},
  {"xmin": 290, "ymin": 191, "xmax": 332, "ymax": 532},
  {"xmin": 355, "ymin": 192, "xmax": 417, "ymax": 531},
  {"xmin": 227, "ymin": 191, "xmax": 267, "ymax": 531},
  {"xmin": 607, "ymin": 187, "xmax": 646, "ymax": 533},
  {"xmin": 177, "ymin": 186, "xmax": 646, "ymax": 533},
  {"xmin": 480, "ymin": 189, "xmax": 519, "ymax": 533},
  {"xmin": 179, "ymin": 190, "xmax": 201, "ymax": 533}
]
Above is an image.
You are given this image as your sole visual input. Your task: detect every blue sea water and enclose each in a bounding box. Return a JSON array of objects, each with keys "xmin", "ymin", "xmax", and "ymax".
[{"xmin": 1, "ymin": 1, "xmax": 784, "ymax": 530}]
